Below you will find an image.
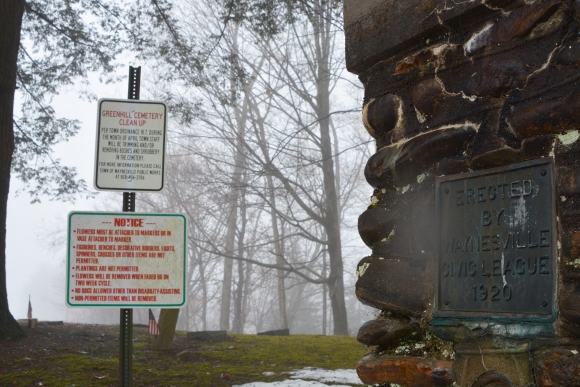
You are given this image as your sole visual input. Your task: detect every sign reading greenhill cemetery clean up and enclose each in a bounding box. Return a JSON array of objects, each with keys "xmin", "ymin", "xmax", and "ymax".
[
  {"xmin": 435, "ymin": 158, "xmax": 556, "ymax": 320},
  {"xmin": 67, "ymin": 212, "xmax": 186, "ymax": 308},
  {"xmin": 94, "ymin": 99, "xmax": 167, "ymax": 192}
]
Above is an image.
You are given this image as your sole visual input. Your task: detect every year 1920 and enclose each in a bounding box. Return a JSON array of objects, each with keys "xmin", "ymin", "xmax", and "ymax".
[{"xmin": 473, "ymin": 284, "xmax": 513, "ymax": 301}]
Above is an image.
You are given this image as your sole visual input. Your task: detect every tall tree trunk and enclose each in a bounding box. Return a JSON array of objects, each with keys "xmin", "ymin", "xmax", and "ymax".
[
  {"xmin": 322, "ymin": 250, "xmax": 327, "ymax": 335},
  {"xmin": 199, "ymin": 255, "xmax": 207, "ymax": 331},
  {"xmin": 220, "ymin": 199, "xmax": 237, "ymax": 331},
  {"xmin": 267, "ymin": 177, "xmax": 288, "ymax": 330},
  {"xmin": 253, "ymin": 104, "xmax": 289, "ymax": 330},
  {"xmin": 314, "ymin": 0, "xmax": 348, "ymax": 335},
  {"xmin": 232, "ymin": 189, "xmax": 247, "ymax": 334},
  {"xmin": 0, "ymin": 0, "xmax": 26, "ymax": 341}
]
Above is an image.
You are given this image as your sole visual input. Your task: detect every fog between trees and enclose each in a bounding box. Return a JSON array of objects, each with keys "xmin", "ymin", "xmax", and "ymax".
[{"xmin": 7, "ymin": 0, "xmax": 377, "ymax": 337}]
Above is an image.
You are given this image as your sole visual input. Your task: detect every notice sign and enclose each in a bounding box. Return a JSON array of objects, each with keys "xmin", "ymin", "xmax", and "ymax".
[
  {"xmin": 67, "ymin": 212, "xmax": 186, "ymax": 307},
  {"xmin": 94, "ymin": 99, "xmax": 167, "ymax": 191},
  {"xmin": 435, "ymin": 158, "xmax": 556, "ymax": 320}
]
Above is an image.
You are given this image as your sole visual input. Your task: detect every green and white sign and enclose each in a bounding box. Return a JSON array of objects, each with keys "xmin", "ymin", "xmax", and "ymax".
[
  {"xmin": 94, "ymin": 99, "xmax": 168, "ymax": 192},
  {"xmin": 66, "ymin": 212, "xmax": 186, "ymax": 307}
]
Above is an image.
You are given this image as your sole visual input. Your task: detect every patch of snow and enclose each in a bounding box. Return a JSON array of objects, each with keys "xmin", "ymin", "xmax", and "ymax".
[
  {"xmin": 289, "ymin": 368, "xmax": 362, "ymax": 385},
  {"xmin": 233, "ymin": 381, "xmax": 353, "ymax": 387},
  {"xmin": 234, "ymin": 368, "xmax": 363, "ymax": 387}
]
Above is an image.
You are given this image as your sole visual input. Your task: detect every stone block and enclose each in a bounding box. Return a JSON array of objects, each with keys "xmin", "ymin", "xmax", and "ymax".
[
  {"xmin": 559, "ymin": 282, "xmax": 580, "ymax": 324},
  {"xmin": 357, "ymin": 352, "xmax": 455, "ymax": 386},
  {"xmin": 507, "ymin": 92, "xmax": 580, "ymax": 139},
  {"xmin": 534, "ymin": 348, "xmax": 580, "ymax": 387},
  {"xmin": 464, "ymin": 0, "xmax": 563, "ymax": 56},
  {"xmin": 344, "ymin": 0, "xmax": 501, "ymax": 74},
  {"xmin": 362, "ymin": 93, "xmax": 401, "ymax": 141},
  {"xmin": 358, "ymin": 206, "xmax": 399, "ymax": 248},
  {"xmin": 471, "ymin": 370, "xmax": 515, "ymax": 387},
  {"xmin": 453, "ymin": 341, "xmax": 532, "ymax": 386},
  {"xmin": 365, "ymin": 125, "xmax": 477, "ymax": 189},
  {"xmin": 356, "ymin": 256, "xmax": 433, "ymax": 317},
  {"xmin": 357, "ymin": 317, "xmax": 422, "ymax": 348},
  {"xmin": 465, "ymin": 59, "xmax": 528, "ymax": 98},
  {"xmin": 412, "ymin": 78, "xmax": 445, "ymax": 117}
]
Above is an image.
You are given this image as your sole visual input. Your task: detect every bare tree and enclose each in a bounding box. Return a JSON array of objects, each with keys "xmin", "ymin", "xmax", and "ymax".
[{"xmin": 137, "ymin": 0, "xmax": 367, "ymax": 335}]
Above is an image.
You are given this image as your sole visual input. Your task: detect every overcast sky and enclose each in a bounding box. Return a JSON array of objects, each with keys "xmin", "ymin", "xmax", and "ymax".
[{"xmin": 6, "ymin": 73, "xmax": 129, "ymax": 321}]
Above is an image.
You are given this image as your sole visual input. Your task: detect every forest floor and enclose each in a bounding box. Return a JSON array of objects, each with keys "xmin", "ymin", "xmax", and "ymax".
[{"xmin": 0, "ymin": 322, "xmax": 368, "ymax": 387}]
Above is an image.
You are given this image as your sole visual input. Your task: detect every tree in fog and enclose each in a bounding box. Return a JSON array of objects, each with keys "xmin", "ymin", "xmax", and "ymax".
[
  {"xmin": 135, "ymin": 0, "xmax": 366, "ymax": 335},
  {"xmin": 0, "ymin": 0, "xmax": 133, "ymax": 340}
]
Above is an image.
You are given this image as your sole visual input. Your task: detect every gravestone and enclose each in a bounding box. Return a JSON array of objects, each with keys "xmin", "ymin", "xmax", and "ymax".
[
  {"xmin": 187, "ymin": 330, "xmax": 229, "ymax": 342},
  {"xmin": 345, "ymin": 1, "xmax": 580, "ymax": 386},
  {"xmin": 257, "ymin": 328, "xmax": 290, "ymax": 336}
]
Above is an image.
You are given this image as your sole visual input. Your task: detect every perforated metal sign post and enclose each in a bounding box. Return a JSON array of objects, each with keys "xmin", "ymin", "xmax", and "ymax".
[
  {"xmin": 434, "ymin": 158, "xmax": 557, "ymax": 321},
  {"xmin": 94, "ymin": 97, "xmax": 167, "ymax": 192}
]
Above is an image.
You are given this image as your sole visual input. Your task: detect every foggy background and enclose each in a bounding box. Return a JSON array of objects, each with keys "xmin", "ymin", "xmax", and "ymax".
[
  {"xmin": 7, "ymin": 1, "xmax": 380, "ymax": 336},
  {"xmin": 6, "ymin": 71, "xmax": 378, "ymax": 335}
]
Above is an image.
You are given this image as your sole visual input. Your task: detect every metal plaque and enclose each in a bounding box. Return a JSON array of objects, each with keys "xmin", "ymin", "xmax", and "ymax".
[{"xmin": 435, "ymin": 158, "xmax": 556, "ymax": 320}]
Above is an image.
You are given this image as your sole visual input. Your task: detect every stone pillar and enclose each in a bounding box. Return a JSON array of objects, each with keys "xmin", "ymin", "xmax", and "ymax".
[{"xmin": 345, "ymin": 1, "xmax": 580, "ymax": 386}]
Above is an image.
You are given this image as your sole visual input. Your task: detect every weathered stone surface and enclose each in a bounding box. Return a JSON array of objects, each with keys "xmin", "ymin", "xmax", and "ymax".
[
  {"xmin": 472, "ymin": 371, "xmax": 514, "ymax": 387},
  {"xmin": 363, "ymin": 180, "xmax": 437, "ymax": 258},
  {"xmin": 556, "ymin": 166, "xmax": 580, "ymax": 198},
  {"xmin": 396, "ymin": 48, "xmax": 438, "ymax": 74},
  {"xmin": 507, "ymin": 92, "xmax": 580, "ymax": 139},
  {"xmin": 365, "ymin": 125, "xmax": 477, "ymax": 188},
  {"xmin": 465, "ymin": 1, "xmax": 564, "ymax": 56},
  {"xmin": 344, "ymin": 0, "xmax": 502, "ymax": 73},
  {"xmin": 465, "ymin": 59, "xmax": 527, "ymax": 98},
  {"xmin": 412, "ymin": 78, "xmax": 445, "ymax": 117},
  {"xmin": 556, "ymin": 41, "xmax": 580, "ymax": 66},
  {"xmin": 362, "ymin": 93, "xmax": 401, "ymax": 140},
  {"xmin": 357, "ymin": 317, "xmax": 422, "ymax": 348},
  {"xmin": 357, "ymin": 352, "xmax": 455, "ymax": 386},
  {"xmin": 357, "ymin": 318, "xmax": 405, "ymax": 346},
  {"xmin": 356, "ymin": 256, "xmax": 432, "ymax": 317},
  {"xmin": 470, "ymin": 135, "xmax": 554, "ymax": 170},
  {"xmin": 559, "ymin": 283, "xmax": 580, "ymax": 324},
  {"xmin": 346, "ymin": 1, "xmax": 580, "ymax": 384},
  {"xmin": 453, "ymin": 341, "xmax": 532, "ymax": 386},
  {"xmin": 485, "ymin": 0, "xmax": 527, "ymax": 9},
  {"xmin": 358, "ymin": 206, "xmax": 398, "ymax": 247},
  {"xmin": 534, "ymin": 348, "xmax": 580, "ymax": 387}
]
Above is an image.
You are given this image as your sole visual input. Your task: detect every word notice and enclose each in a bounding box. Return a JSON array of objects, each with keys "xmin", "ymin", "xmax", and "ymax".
[
  {"xmin": 94, "ymin": 99, "xmax": 167, "ymax": 192},
  {"xmin": 67, "ymin": 212, "xmax": 186, "ymax": 307}
]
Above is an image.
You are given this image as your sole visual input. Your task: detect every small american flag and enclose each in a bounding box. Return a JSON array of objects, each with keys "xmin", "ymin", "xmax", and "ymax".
[
  {"xmin": 27, "ymin": 296, "xmax": 32, "ymax": 319},
  {"xmin": 148, "ymin": 309, "xmax": 159, "ymax": 336}
]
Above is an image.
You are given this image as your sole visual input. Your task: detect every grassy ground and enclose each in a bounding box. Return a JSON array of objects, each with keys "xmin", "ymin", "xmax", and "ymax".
[{"xmin": 0, "ymin": 323, "xmax": 368, "ymax": 387}]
